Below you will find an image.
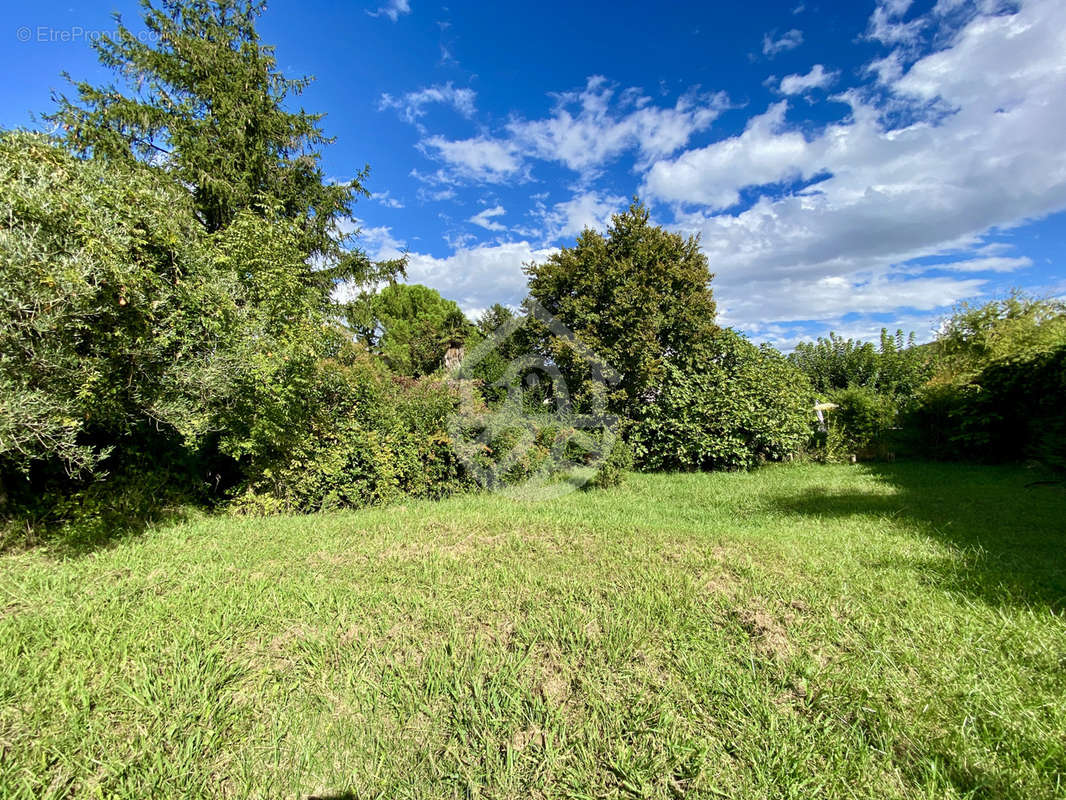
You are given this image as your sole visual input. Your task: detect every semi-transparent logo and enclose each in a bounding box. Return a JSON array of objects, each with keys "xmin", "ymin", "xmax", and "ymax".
[{"xmin": 447, "ymin": 299, "xmax": 621, "ymax": 500}]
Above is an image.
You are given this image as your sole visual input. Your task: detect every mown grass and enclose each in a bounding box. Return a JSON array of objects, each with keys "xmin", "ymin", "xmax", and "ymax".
[{"xmin": 1, "ymin": 462, "xmax": 1064, "ymax": 798}]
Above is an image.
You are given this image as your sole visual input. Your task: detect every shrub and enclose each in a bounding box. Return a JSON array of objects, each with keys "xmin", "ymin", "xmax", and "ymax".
[
  {"xmin": 0, "ymin": 132, "xmax": 216, "ymax": 479},
  {"xmin": 826, "ymin": 386, "xmax": 899, "ymax": 458},
  {"xmin": 230, "ymin": 355, "xmax": 468, "ymax": 513},
  {"xmin": 632, "ymin": 329, "xmax": 812, "ymax": 471},
  {"xmin": 908, "ymin": 295, "xmax": 1066, "ymax": 466},
  {"xmin": 910, "ymin": 345, "xmax": 1066, "ymax": 467},
  {"xmin": 584, "ymin": 434, "xmax": 632, "ymax": 489}
]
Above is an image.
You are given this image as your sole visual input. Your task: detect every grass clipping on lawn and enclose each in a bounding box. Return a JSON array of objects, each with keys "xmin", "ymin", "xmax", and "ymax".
[{"xmin": 1, "ymin": 462, "xmax": 1064, "ymax": 798}]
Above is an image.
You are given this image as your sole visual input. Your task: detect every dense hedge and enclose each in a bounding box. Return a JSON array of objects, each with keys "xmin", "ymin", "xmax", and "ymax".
[
  {"xmin": 632, "ymin": 329, "xmax": 813, "ymax": 471},
  {"xmin": 230, "ymin": 357, "xmax": 468, "ymax": 513},
  {"xmin": 911, "ymin": 345, "xmax": 1066, "ymax": 468}
]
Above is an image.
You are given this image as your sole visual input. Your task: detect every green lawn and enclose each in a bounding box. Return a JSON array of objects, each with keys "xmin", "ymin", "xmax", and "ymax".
[{"xmin": 1, "ymin": 462, "xmax": 1064, "ymax": 799}]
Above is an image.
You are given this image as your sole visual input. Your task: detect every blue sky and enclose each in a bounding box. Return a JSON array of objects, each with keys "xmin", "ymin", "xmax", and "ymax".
[{"xmin": 3, "ymin": 0, "xmax": 1065, "ymax": 347}]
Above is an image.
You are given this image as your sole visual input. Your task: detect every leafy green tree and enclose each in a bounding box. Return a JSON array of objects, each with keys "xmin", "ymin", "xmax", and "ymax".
[
  {"xmin": 789, "ymin": 333, "xmax": 879, "ymax": 394},
  {"xmin": 0, "ymin": 131, "xmax": 216, "ymax": 478},
  {"xmin": 933, "ymin": 292, "xmax": 1066, "ymax": 380},
  {"xmin": 47, "ymin": 0, "xmax": 399, "ymax": 298},
  {"xmin": 466, "ymin": 304, "xmax": 528, "ymax": 405},
  {"xmin": 631, "ymin": 330, "xmax": 812, "ymax": 471},
  {"xmin": 476, "ymin": 304, "xmax": 517, "ymax": 335},
  {"xmin": 874, "ymin": 328, "xmax": 932, "ymax": 399},
  {"xmin": 347, "ymin": 284, "xmax": 474, "ymax": 377},
  {"xmin": 524, "ymin": 200, "xmax": 717, "ymax": 421}
]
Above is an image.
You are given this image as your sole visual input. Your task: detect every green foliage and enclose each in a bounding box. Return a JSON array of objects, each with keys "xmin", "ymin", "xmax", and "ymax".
[
  {"xmin": 913, "ymin": 349, "xmax": 1066, "ymax": 467},
  {"xmin": 790, "ymin": 332, "xmax": 880, "ymax": 394},
  {"xmin": 524, "ymin": 200, "xmax": 717, "ymax": 420},
  {"xmin": 47, "ymin": 0, "xmax": 401, "ymax": 297},
  {"xmin": 463, "ymin": 304, "xmax": 535, "ymax": 406},
  {"xmin": 908, "ymin": 294, "xmax": 1066, "ymax": 462},
  {"xmin": 932, "ymin": 292, "xmax": 1066, "ymax": 380},
  {"xmin": 0, "ymin": 132, "xmax": 445, "ymax": 534},
  {"xmin": 825, "ymin": 386, "xmax": 899, "ymax": 458},
  {"xmin": 907, "ymin": 294, "xmax": 1066, "ymax": 466},
  {"xmin": 632, "ymin": 329, "xmax": 812, "ymax": 471},
  {"xmin": 230, "ymin": 356, "xmax": 467, "ymax": 513},
  {"xmin": 790, "ymin": 328, "xmax": 932, "ymax": 398},
  {"xmin": 0, "ymin": 131, "xmax": 215, "ymax": 478},
  {"xmin": 790, "ymin": 329, "xmax": 934, "ymax": 459},
  {"xmin": 2, "ymin": 1, "xmax": 435, "ymax": 538},
  {"xmin": 346, "ymin": 283, "xmax": 475, "ymax": 377},
  {"xmin": 584, "ymin": 434, "xmax": 632, "ymax": 489}
]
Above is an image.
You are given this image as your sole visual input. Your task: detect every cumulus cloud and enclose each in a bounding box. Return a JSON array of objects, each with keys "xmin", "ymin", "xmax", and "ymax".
[
  {"xmin": 779, "ymin": 64, "xmax": 838, "ymax": 94},
  {"xmin": 379, "ymin": 82, "xmax": 476, "ymax": 125},
  {"xmin": 534, "ymin": 191, "xmax": 628, "ymax": 242},
  {"xmin": 334, "ymin": 225, "xmax": 556, "ymax": 314},
  {"xmin": 642, "ymin": 101, "xmax": 809, "ymax": 209},
  {"xmin": 367, "ymin": 0, "xmax": 410, "ymax": 22},
  {"xmin": 642, "ymin": 0, "xmax": 1066, "ymax": 331},
  {"xmin": 762, "ymin": 29, "xmax": 804, "ymax": 57},
  {"xmin": 715, "ymin": 272, "xmax": 988, "ymax": 328},
  {"xmin": 506, "ymin": 76, "xmax": 730, "ymax": 177},
  {"xmin": 418, "ymin": 136, "xmax": 524, "ymax": 183},
  {"xmin": 469, "ymin": 205, "xmax": 507, "ymax": 231},
  {"xmin": 405, "ymin": 241, "xmax": 558, "ymax": 315}
]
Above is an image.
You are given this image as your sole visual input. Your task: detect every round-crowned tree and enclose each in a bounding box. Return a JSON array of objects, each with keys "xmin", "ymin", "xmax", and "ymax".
[
  {"xmin": 525, "ymin": 201, "xmax": 812, "ymax": 472},
  {"xmin": 524, "ymin": 200, "xmax": 718, "ymax": 422}
]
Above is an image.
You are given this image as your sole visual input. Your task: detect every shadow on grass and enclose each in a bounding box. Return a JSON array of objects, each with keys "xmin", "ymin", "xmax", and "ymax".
[
  {"xmin": 771, "ymin": 461, "xmax": 1066, "ymax": 610},
  {"xmin": 1, "ymin": 501, "xmax": 198, "ymax": 558}
]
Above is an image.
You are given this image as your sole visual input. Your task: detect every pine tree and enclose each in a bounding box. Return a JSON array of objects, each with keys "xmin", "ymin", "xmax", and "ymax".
[{"xmin": 47, "ymin": 0, "xmax": 400, "ymax": 301}]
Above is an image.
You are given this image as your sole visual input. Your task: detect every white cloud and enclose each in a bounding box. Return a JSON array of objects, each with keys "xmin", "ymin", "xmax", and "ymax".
[
  {"xmin": 779, "ymin": 64, "xmax": 838, "ymax": 94},
  {"xmin": 866, "ymin": 53, "xmax": 904, "ymax": 84},
  {"xmin": 338, "ymin": 225, "xmax": 557, "ymax": 315},
  {"xmin": 367, "ymin": 0, "xmax": 410, "ymax": 22},
  {"xmin": 407, "ymin": 242, "xmax": 558, "ymax": 315},
  {"xmin": 762, "ymin": 29, "xmax": 804, "ymax": 57},
  {"xmin": 418, "ymin": 136, "xmax": 523, "ymax": 184},
  {"xmin": 715, "ymin": 272, "xmax": 988, "ymax": 327},
  {"xmin": 642, "ymin": 102, "xmax": 810, "ymax": 209},
  {"xmin": 372, "ymin": 190, "xmax": 404, "ymax": 209},
  {"xmin": 505, "ymin": 77, "xmax": 729, "ymax": 178},
  {"xmin": 469, "ymin": 205, "xmax": 507, "ymax": 231},
  {"xmin": 935, "ymin": 256, "xmax": 1033, "ymax": 272},
  {"xmin": 412, "ymin": 77, "xmax": 728, "ymax": 185},
  {"xmin": 379, "ymin": 82, "xmax": 476, "ymax": 125},
  {"xmin": 867, "ymin": 0, "xmax": 925, "ymax": 45},
  {"xmin": 640, "ymin": 0, "xmax": 1066, "ymax": 330},
  {"xmin": 536, "ymin": 191, "xmax": 628, "ymax": 242}
]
